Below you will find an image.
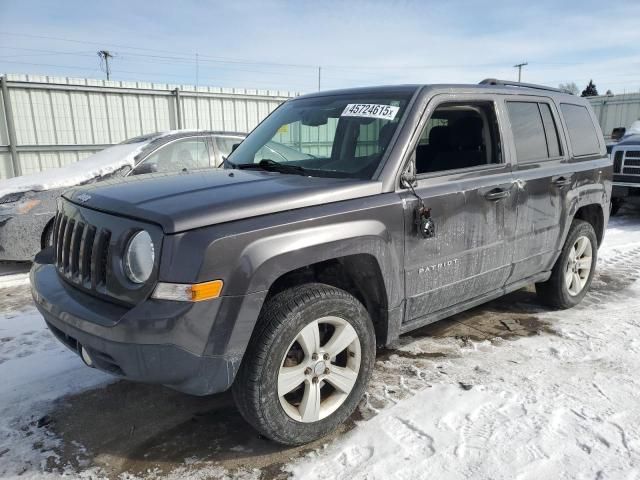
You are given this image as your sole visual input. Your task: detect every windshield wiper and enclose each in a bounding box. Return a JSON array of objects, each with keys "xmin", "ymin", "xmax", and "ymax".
[{"xmin": 236, "ymin": 159, "xmax": 308, "ymax": 176}]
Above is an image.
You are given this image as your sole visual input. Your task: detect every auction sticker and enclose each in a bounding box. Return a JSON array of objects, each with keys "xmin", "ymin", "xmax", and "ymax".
[{"xmin": 341, "ymin": 104, "xmax": 399, "ymax": 121}]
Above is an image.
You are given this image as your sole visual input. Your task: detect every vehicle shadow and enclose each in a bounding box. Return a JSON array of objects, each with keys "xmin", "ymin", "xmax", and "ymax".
[{"xmin": 47, "ymin": 379, "xmax": 356, "ymax": 479}]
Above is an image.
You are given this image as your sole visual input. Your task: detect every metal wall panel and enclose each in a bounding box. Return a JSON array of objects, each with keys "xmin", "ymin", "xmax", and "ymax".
[
  {"xmin": 0, "ymin": 75, "xmax": 295, "ymax": 179},
  {"xmin": 588, "ymin": 93, "xmax": 640, "ymax": 139}
]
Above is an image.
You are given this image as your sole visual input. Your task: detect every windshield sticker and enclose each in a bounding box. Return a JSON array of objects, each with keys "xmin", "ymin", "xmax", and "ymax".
[{"xmin": 341, "ymin": 104, "xmax": 399, "ymax": 121}]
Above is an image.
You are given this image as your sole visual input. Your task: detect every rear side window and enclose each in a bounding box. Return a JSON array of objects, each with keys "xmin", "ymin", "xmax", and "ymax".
[
  {"xmin": 560, "ymin": 103, "xmax": 600, "ymax": 157},
  {"xmin": 507, "ymin": 101, "xmax": 564, "ymax": 162},
  {"xmin": 507, "ymin": 102, "xmax": 547, "ymax": 162},
  {"xmin": 538, "ymin": 104, "xmax": 561, "ymax": 158}
]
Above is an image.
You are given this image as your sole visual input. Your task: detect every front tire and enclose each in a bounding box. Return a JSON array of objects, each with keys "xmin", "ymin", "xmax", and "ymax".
[
  {"xmin": 232, "ymin": 283, "xmax": 375, "ymax": 446},
  {"xmin": 536, "ymin": 219, "xmax": 597, "ymax": 309}
]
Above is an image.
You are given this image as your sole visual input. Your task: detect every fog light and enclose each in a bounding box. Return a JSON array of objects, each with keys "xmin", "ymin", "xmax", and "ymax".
[{"xmin": 80, "ymin": 346, "xmax": 94, "ymax": 367}]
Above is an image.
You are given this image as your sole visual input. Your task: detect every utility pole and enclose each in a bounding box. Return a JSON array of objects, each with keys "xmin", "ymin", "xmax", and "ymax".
[
  {"xmin": 318, "ymin": 66, "xmax": 321, "ymax": 92},
  {"xmin": 97, "ymin": 50, "xmax": 114, "ymax": 80},
  {"xmin": 514, "ymin": 62, "xmax": 528, "ymax": 82}
]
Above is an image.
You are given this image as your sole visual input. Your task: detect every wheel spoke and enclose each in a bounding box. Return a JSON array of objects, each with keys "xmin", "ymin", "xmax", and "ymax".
[
  {"xmin": 572, "ymin": 273, "xmax": 582, "ymax": 293},
  {"xmin": 278, "ymin": 364, "xmax": 307, "ymax": 397},
  {"xmin": 565, "ymin": 269, "xmax": 574, "ymax": 289},
  {"xmin": 575, "ymin": 237, "xmax": 589, "ymax": 257},
  {"xmin": 326, "ymin": 365, "xmax": 358, "ymax": 394},
  {"xmin": 299, "ymin": 380, "xmax": 321, "ymax": 422},
  {"xmin": 577, "ymin": 257, "xmax": 592, "ymax": 270},
  {"xmin": 296, "ymin": 320, "xmax": 320, "ymax": 358},
  {"xmin": 323, "ymin": 323, "xmax": 358, "ymax": 358}
]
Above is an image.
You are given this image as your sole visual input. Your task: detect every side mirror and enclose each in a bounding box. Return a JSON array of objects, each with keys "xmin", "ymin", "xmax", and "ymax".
[
  {"xmin": 231, "ymin": 143, "xmax": 240, "ymax": 152},
  {"xmin": 133, "ymin": 162, "xmax": 158, "ymax": 175},
  {"xmin": 400, "ymin": 172, "xmax": 417, "ymax": 189}
]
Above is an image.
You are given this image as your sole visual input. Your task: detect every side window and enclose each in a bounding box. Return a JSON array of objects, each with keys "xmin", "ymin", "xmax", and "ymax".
[
  {"xmin": 415, "ymin": 101, "xmax": 501, "ymax": 175},
  {"xmin": 506, "ymin": 102, "xmax": 548, "ymax": 162},
  {"xmin": 134, "ymin": 137, "xmax": 210, "ymax": 174},
  {"xmin": 215, "ymin": 136, "xmax": 243, "ymax": 161},
  {"xmin": 560, "ymin": 103, "xmax": 600, "ymax": 157}
]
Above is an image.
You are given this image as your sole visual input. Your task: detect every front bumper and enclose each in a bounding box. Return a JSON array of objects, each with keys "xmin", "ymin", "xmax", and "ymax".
[{"xmin": 30, "ymin": 249, "xmax": 261, "ymax": 395}]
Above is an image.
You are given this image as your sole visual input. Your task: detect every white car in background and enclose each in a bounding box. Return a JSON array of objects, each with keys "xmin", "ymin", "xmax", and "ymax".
[{"xmin": 0, "ymin": 130, "xmax": 246, "ymax": 261}]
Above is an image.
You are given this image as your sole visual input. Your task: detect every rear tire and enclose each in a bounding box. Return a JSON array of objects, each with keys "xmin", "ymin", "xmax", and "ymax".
[
  {"xmin": 232, "ymin": 283, "xmax": 375, "ymax": 446},
  {"xmin": 536, "ymin": 219, "xmax": 597, "ymax": 309}
]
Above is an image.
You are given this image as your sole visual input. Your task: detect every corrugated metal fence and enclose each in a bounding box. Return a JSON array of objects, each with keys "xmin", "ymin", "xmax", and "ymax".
[
  {"xmin": 0, "ymin": 74, "xmax": 296, "ymax": 179},
  {"xmin": 588, "ymin": 93, "xmax": 640, "ymax": 140}
]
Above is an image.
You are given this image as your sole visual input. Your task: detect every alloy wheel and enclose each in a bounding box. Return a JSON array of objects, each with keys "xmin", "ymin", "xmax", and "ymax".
[{"xmin": 277, "ymin": 316, "xmax": 361, "ymax": 423}]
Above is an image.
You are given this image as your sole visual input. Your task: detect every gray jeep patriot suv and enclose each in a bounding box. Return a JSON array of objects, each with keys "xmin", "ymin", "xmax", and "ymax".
[{"xmin": 31, "ymin": 79, "xmax": 611, "ymax": 445}]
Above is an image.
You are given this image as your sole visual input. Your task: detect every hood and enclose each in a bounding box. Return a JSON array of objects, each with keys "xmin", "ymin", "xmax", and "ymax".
[
  {"xmin": 616, "ymin": 134, "xmax": 640, "ymax": 146},
  {"xmin": 63, "ymin": 169, "xmax": 383, "ymax": 233},
  {"xmin": 0, "ymin": 143, "xmax": 145, "ymax": 199}
]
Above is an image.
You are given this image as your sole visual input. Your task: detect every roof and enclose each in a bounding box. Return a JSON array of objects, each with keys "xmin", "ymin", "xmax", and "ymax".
[{"xmin": 293, "ymin": 80, "xmax": 578, "ymax": 102}]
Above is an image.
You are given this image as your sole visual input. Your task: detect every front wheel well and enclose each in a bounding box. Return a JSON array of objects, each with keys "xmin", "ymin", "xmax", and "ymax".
[
  {"xmin": 574, "ymin": 204, "xmax": 604, "ymax": 246},
  {"xmin": 264, "ymin": 254, "xmax": 389, "ymax": 345}
]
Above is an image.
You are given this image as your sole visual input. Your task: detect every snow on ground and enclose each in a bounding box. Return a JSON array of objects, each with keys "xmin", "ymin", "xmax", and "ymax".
[
  {"xmin": 288, "ymin": 219, "xmax": 640, "ymax": 480},
  {"xmin": 1, "ymin": 213, "xmax": 640, "ymax": 479}
]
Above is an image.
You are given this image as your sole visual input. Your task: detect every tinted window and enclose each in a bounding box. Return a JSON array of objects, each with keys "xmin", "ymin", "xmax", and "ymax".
[
  {"xmin": 216, "ymin": 136, "xmax": 244, "ymax": 158},
  {"xmin": 539, "ymin": 103, "xmax": 562, "ymax": 157},
  {"xmin": 415, "ymin": 101, "xmax": 501, "ymax": 174},
  {"xmin": 560, "ymin": 103, "xmax": 600, "ymax": 156},
  {"xmin": 507, "ymin": 102, "xmax": 547, "ymax": 162}
]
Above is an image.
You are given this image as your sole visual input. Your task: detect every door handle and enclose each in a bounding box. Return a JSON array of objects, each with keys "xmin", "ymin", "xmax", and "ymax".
[
  {"xmin": 483, "ymin": 188, "xmax": 510, "ymax": 201},
  {"xmin": 552, "ymin": 175, "xmax": 573, "ymax": 187}
]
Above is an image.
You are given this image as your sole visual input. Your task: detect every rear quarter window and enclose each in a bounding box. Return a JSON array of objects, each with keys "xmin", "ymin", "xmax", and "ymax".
[{"xmin": 560, "ymin": 103, "xmax": 600, "ymax": 157}]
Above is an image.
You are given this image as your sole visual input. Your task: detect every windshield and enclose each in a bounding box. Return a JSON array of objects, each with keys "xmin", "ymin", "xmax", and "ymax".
[{"xmin": 226, "ymin": 92, "xmax": 413, "ymax": 179}]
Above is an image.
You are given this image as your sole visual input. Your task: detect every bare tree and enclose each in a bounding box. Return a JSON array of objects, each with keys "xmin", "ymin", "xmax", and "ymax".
[{"xmin": 558, "ymin": 82, "xmax": 579, "ymax": 95}]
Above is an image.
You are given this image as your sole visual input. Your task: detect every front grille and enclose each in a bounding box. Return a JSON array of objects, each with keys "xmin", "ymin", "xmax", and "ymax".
[
  {"xmin": 53, "ymin": 211, "xmax": 111, "ymax": 289},
  {"xmin": 614, "ymin": 149, "xmax": 640, "ymax": 176}
]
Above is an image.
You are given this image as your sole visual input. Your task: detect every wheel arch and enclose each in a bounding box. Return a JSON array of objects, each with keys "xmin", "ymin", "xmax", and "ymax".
[
  {"xmin": 573, "ymin": 203, "xmax": 604, "ymax": 247},
  {"xmin": 264, "ymin": 254, "xmax": 390, "ymax": 345}
]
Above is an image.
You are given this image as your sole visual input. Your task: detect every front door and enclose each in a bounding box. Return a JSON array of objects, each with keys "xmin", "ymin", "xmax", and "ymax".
[{"xmin": 401, "ymin": 96, "xmax": 517, "ymax": 328}]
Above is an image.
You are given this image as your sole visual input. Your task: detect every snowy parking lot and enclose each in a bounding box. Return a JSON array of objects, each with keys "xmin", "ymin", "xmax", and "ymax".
[{"xmin": 2, "ymin": 210, "xmax": 640, "ymax": 479}]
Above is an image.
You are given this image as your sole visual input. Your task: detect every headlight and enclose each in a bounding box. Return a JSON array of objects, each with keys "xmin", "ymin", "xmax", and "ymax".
[{"xmin": 124, "ymin": 230, "xmax": 154, "ymax": 283}]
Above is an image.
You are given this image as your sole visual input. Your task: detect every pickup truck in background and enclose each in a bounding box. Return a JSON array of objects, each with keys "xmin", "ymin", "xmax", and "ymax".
[{"xmin": 611, "ymin": 121, "xmax": 640, "ymax": 214}]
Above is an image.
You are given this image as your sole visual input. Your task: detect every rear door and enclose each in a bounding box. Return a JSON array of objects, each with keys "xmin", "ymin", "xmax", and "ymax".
[
  {"xmin": 503, "ymin": 97, "xmax": 570, "ymax": 283},
  {"xmin": 401, "ymin": 94, "xmax": 517, "ymax": 328}
]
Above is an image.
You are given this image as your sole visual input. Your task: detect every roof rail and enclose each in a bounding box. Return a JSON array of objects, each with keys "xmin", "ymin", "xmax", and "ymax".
[{"xmin": 479, "ymin": 78, "xmax": 572, "ymax": 95}]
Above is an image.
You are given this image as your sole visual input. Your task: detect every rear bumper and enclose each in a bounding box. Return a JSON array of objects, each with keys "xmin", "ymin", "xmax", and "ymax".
[{"xmin": 30, "ymin": 249, "xmax": 261, "ymax": 395}]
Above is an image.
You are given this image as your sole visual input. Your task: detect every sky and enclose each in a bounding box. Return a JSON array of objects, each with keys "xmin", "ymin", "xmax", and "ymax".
[{"xmin": 0, "ymin": 0, "xmax": 639, "ymax": 94}]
